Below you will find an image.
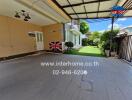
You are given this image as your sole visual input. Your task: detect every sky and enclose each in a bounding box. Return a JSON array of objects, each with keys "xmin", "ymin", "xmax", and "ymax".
[{"xmin": 86, "ymin": 18, "xmax": 132, "ymax": 32}]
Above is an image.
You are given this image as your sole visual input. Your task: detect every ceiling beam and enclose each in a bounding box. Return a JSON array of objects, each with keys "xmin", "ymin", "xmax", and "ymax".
[
  {"xmin": 66, "ymin": 0, "xmax": 79, "ymax": 18},
  {"xmin": 69, "ymin": 8, "xmax": 132, "ymax": 15},
  {"xmin": 122, "ymin": 0, "xmax": 129, "ymax": 7},
  {"xmin": 69, "ymin": 10, "xmax": 110, "ymax": 15},
  {"xmin": 87, "ymin": 19, "xmax": 111, "ymax": 23},
  {"xmin": 115, "ymin": 0, "xmax": 120, "ymax": 6},
  {"xmin": 51, "ymin": 0, "xmax": 72, "ymax": 19},
  {"xmin": 74, "ymin": 16, "xmax": 132, "ymax": 19},
  {"xmin": 114, "ymin": 0, "xmax": 131, "ymax": 22},
  {"xmin": 117, "ymin": 0, "xmax": 132, "ymax": 20},
  {"xmin": 97, "ymin": 0, "xmax": 101, "ymax": 17},
  {"xmin": 62, "ymin": 0, "xmax": 112, "ymax": 8},
  {"xmin": 82, "ymin": 0, "xmax": 88, "ymax": 18}
]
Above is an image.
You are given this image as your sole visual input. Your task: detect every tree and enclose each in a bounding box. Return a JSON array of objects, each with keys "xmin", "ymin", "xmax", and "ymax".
[
  {"xmin": 88, "ymin": 31, "xmax": 101, "ymax": 46},
  {"xmin": 100, "ymin": 29, "xmax": 119, "ymax": 43},
  {"xmin": 100, "ymin": 29, "xmax": 119, "ymax": 51},
  {"xmin": 80, "ymin": 21, "xmax": 89, "ymax": 34},
  {"xmin": 89, "ymin": 31, "xmax": 100, "ymax": 40}
]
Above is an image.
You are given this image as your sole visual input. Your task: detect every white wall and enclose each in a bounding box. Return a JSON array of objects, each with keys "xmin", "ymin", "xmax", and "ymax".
[{"xmin": 65, "ymin": 23, "xmax": 82, "ymax": 48}]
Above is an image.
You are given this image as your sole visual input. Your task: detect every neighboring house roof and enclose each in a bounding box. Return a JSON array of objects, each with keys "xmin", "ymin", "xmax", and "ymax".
[{"xmin": 117, "ymin": 26, "xmax": 132, "ymax": 37}]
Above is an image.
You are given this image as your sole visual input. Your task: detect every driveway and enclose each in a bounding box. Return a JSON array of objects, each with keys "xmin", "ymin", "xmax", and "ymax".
[{"xmin": 0, "ymin": 53, "xmax": 132, "ymax": 100}]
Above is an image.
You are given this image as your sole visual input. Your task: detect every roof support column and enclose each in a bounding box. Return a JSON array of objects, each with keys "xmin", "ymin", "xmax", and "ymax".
[{"xmin": 110, "ymin": 17, "xmax": 114, "ymax": 56}]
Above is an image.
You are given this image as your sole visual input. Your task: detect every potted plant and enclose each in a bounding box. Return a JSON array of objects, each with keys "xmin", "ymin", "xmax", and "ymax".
[
  {"xmin": 65, "ymin": 41, "xmax": 74, "ymax": 51},
  {"xmin": 103, "ymin": 41, "xmax": 110, "ymax": 57},
  {"xmin": 111, "ymin": 42, "xmax": 118, "ymax": 57}
]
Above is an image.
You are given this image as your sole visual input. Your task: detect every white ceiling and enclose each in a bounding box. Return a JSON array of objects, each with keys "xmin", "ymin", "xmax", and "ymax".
[{"xmin": 0, "ymin": 0, "xmax": 70, "ymax": 26}]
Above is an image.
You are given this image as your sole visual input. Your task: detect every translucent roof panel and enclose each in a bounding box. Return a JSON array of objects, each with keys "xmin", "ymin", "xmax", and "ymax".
[
  {"xmin": 73, "ymin": 5, "xmax": 85, "ymax": 13},
  {"xmin": 69, "ymin": 0, "xmax": 82, "ymax": 5},
  {"xmin": 56, "ymin": 0, "xmax": 69, "ymax": 6},
  {"xmin": 98, "ymin": 12, "xmax": 111, "ymax": 17},
  {"xmin": 78, "ymin": 14, "xmax": 87, "ymax": 18},
  {"xmin": 99, "ymin": 0, "xmax": 118, "ymax": 11},
  {"xmin": 85, "ymin": 3, "xmax": 98, "ymax": 12},
  {"xmin": 52, "ymin": 0, "xmax": 132, "ymax": 19}
]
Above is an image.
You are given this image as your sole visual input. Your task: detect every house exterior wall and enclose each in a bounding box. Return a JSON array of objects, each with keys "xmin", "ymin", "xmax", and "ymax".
[
  {"xmin": 0, "ymin": 15, "xmax": 42, "ymax": 58},
  {"xmin": 65, "ymin": 23, "xmax": 82, "ymax": 48},
  {"xmin": 42, "ymin": 23, "xmax": 64, "ymax": 50}
]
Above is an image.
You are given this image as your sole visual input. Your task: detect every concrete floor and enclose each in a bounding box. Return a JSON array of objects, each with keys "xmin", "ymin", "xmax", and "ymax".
[{"xmin": 0, "ymin": 53, "xmax": 132, "ymax": 100}]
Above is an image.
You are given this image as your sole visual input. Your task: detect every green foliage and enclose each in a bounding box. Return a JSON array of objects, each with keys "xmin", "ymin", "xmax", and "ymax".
[
  {"xmin": 111, "ymin": 42, "xmax": 118, "ymax": 52},
  {"xmin": 64, "ymin": 46, "xmax": 104, "ymax": 57},
  {"xmin": 89, "ymin": 31, "xmax": 100, "ymax": 40},
  {"xmin": 100, "ymin": 29, "xmax": 119, "ymax": 51},
  {"xmin": 93, "ymin": 38, "xmax": 100, "ymax": 46},
  {"xmin": 100, "ymin": 30, "xmax": 119, "ymax": 42},
  {"xmin": 80, "ymin": 21, "xmax": 89, "ymax": 34},
  {"xmin": 65, "ymin": 41, "xmax": 74, "ymax": 50},
  {"xmin": 101, "ymin": 41, "xmax": 110, "ymax": 50},
  {"xmin": 88, "ymin": 31, "xmax": 101, "ymax": 46},
  {"xmin": 87, "ymin": 40, "xmax": 93, "ymax": 46}
]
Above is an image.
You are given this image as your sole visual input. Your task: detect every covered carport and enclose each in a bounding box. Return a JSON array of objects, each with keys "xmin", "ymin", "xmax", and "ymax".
[{"xmin": 0, "ymin": 0, "xmax": 132, "ymax": 100}]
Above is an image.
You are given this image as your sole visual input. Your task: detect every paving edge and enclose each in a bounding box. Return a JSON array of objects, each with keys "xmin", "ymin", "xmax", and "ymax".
[{"xmin": 120, "ymin": 59, "xmax": 132, "ymax": 66}]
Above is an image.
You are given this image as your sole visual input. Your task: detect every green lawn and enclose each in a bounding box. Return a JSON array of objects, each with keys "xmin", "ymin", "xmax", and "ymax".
[{"xmin": 64, "ymin": 46, "xmax": 104, "ymax": 57}]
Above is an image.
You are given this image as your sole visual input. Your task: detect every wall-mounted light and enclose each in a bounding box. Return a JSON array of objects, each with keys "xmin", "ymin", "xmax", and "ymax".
[
  {"xmin": 14, "ymin": 10, "xmax": 31, "ymax": 21},
  {"xmin": 14, "ymin": 12, "xmax": 20, "ymax": 18}
]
